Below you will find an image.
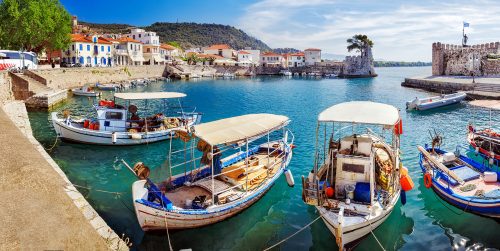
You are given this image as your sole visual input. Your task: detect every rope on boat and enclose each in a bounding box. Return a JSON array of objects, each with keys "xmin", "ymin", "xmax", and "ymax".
[
  {"xmin": 263, "ymin": 214, "xmax": 323, "ymax": 251},
  {"xmin": 431, "ymin": 190, "xmax": 471, "ymax": 216},
  {"xmin": 367, "ymin": 218, "xmax": 386, "ymax": 251},
  {"xmin": 159, "ymin": 195, "xmax": 174, "ymax": 251}
]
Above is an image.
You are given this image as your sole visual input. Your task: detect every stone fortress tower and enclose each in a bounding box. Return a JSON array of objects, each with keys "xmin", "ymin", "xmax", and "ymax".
[
  {"xmin": 341, "ymin": 45, "xmax": 377, "ymax": 78},
  {"xmin": 432, "ymin": 42, "xmax": 500, "ymax": 76}
]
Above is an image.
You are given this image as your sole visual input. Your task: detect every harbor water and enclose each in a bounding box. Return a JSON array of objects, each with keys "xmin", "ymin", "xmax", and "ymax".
[{"xmin": 28, "ymin": 67, "xmax": 500, "ymax": 250}]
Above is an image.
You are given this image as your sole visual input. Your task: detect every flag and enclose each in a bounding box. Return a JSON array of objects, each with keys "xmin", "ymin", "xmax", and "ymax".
[{"xmin": 463, "ymin": 21, "xmax": 470, "ymax": 27}]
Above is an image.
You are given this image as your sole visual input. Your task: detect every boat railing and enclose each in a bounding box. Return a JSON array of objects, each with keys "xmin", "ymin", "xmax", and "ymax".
[{"xmin": 455, "ymin": 145, "xmax": 500, "ymax": 169}]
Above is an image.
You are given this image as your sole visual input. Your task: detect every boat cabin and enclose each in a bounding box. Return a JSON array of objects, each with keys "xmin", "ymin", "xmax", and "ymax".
[
  {"xmin": 96, "ymin": 105, "xmax": 128, "ymax": 132},
  {"xmin": 334, "ymin": 135, "xmax": 374, "ymax": 204}
]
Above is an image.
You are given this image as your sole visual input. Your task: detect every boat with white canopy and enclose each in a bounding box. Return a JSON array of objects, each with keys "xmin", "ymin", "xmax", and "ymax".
[
  {"xmin": 127, "ymin": 113, "xmax": 295, "ymax": 230},
  {"xmin": 302, "ymin": 101, "xmax": 413, "ymax": 250},
  {"xmin": 51, "ymin": 92, "xmax": 202, "ymax": 145}
]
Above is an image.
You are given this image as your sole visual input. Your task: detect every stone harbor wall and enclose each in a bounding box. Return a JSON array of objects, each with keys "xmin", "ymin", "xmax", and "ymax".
[
  {"xmin": 340, "ymin": 46, "xmax": 376, "ymax": 78},
  {"xmin": 432, "ymin": 41, "xmax": 500, "ymax": 76},
  {"xmin": 32, "ymin": 65, "xmax": 166, "ymax": 90},
  {"xmin": 0, "ymin": 71, "xmax": 13, "ymax": 104}
]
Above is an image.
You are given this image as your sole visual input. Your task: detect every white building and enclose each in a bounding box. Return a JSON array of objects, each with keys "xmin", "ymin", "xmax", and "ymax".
[
  {"xmin": 286, "ymin": 52, "xmax": 305, "ymax": 67},
  {"xmin": 62, "ymin": 34, "xmax": 113, "ymax": 67},
  {"xmin": 304, "ymin": 48, "xmax": 322, "ymax": 66},
  {"xmin": 203, "ymin": 44, "xmax": 235, "ymax": 59},
  {"xmin": 113, "ymin": 37, "xmax": 145, "ymax": 66},
  {"xmin": 261, "ymin": 52, "xmax": 284, "ymax": 67},
  {"xmin": 126, "ymin": 28, "xmax": 163, "ymax": 65},
  {"xmin": 242, "ymin": 48, "xmax": 260, "ymax": 65},
  {"xmin": 160, "ymin": 43, "xmax": 182, "ymax": 63},
  {"xmin": 237, "ymin": 51, "xmax": 254, "ymax": 67}
]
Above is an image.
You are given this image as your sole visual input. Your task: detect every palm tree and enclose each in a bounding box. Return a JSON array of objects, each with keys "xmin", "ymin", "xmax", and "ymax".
[{"xmin": 347, "ymin": 34, "xmax": 374, "ymax": 57}]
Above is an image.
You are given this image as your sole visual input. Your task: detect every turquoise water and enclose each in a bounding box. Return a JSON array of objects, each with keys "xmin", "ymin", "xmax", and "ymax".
[{"xmin": 28, "ymin": 67, "xmax": 500, "ymax": 250}]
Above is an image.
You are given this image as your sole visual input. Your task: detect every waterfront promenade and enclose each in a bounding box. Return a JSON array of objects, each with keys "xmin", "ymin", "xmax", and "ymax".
[
  {"xmin": 402, "ymin": 75, "xmax": 500, "ymax": 99},
  {"xmin": 0, "ymin": 103, "xmax": 127, "ymax": 250}
]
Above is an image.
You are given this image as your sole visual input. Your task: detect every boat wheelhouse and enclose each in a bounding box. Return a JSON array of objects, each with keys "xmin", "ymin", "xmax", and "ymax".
[
  {"xmin": 418, "ymin": 145, "xmax": 500, "ymax": 218},
  {"xmin": 128, "ymin": 113, "xmax": 295, "ymax": 230},
  {"xmin": 302, "ymin": 101, "xmax": 411, "ymax": 250},
  {"xmin": 51, "ymin": 92, "xmax": 201, "ymax": 145}
]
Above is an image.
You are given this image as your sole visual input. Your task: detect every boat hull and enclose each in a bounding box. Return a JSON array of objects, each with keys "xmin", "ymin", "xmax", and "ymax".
[
  {"xmin": 316, "ymin": 193, "xmax": 398, "ymax": 248},
  {"xmin": 51, "ymin": 112, "xmax": 198, "ymax": 145},
  {"xmin": 133, "ymin": 148, "xmax": 293, "ymax": 230},
  {"xmin": 419, "ymin": 148, "xmax": 500, "ymax": 218},
  {"xmin": 72, "ymin": 89, "xmax": 99, "ymax": 97},
  {"xmin": 407, "ymin": 92, "xmax": 466, "ymax": 110}
]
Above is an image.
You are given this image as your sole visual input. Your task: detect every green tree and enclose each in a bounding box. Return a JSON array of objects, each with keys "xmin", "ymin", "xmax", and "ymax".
[
  {"xmin": 346, "ymin": 34, "xmax": 374, "ymax": 56},
  {"xmin": 0, "ymin": 0, "xmax": 72, "ymax": 53},
  {"xmin": 167, "ymin": 41, "xmax": 182, "ymax": 49}
]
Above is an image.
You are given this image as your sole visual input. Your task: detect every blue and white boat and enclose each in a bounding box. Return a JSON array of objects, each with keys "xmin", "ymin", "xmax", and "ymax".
[
  {"xmin": 406, "ymin": 92, "xmax": 466, "ymax": 110},
  {"xmin": 128, "ymin": 114, "xmax": 294, "ymax": 230},
  {"xmin": 418, "ymin": 145, "xmax": 500, "ymax": 218},
  {"xmin": 95, "ymin": 82, "xmax": 119, "ymax": 91}
]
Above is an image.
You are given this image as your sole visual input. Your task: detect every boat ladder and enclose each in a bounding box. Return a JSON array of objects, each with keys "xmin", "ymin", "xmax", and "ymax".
[{"xmin": 301, "ymin": 176, "xmax": 324, "ymax": 206}]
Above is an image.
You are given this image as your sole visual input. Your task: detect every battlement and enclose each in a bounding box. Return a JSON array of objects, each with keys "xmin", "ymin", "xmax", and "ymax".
[{"xmin": 432, "ymin": 41, "xmax": 500, "ymax": 51}]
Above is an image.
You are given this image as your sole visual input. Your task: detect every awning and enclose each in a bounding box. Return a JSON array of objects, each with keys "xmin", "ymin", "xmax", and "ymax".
[
  {"xmin": 318, "ymin": 101, "xmax": 400, "ymax": 126},
  {"xmin": 114, "ymin": 92, "xmax": 186, "ymax": 100},
  {"xmin": 193, "ymin": 114, "xmax": 290, "ymax": 146}
]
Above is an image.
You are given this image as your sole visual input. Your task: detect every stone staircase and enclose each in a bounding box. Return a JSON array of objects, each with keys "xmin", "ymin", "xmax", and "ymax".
[
  {"xmin": 13, "ymin": 73, "xmax": 68, "ymax": 109},
  {"xmin": 473, "ymin": 83, "xmax": 500, "ymax": 93}
]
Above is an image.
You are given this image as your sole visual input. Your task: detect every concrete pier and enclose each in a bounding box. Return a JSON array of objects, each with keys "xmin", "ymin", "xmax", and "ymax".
[
  {"xmin": 402, "ymin": 75, "xmax": 500, "ymax": 100},
  {"xmin": 0, "ymin": 101, "xmax": 128, "ymax": 250}
]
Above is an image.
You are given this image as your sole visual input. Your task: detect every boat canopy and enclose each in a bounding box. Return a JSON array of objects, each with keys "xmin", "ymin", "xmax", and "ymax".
[
  {"xmin": 318, "ymin": 101, "xmax": 399, "ymax": 126},
  {"xmin": 114, "ymin": 92, "xmax": 186, "ymax": 100},
  {"xmin": 192, "ymin": 114, "xmax": 289, "ymax": 146}
]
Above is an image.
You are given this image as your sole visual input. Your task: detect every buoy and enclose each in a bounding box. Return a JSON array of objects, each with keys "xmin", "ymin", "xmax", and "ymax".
[
  {"xmin": 83, "ymin": 120, "xmax": 90, "ymax": 128},
  {"xmin": 489, "ymin": 158, "xmax": 494, "ymax": 165},
  {"xmin": 325, "ymin": 186, "xmax": 334, "ymax": 198},
  {"xmin": 284, "ymin": 169, "xmax": 294, "ymax": 187},
  {"xmin": 290, "ymin": 144, "xmax": 296, "ymax": 149},
  {"xmin": 89, "ymin": 123, "xmax": 95, "ymax": 130},
  {"xmin": 475, "ymin": 147, "xmax": 479, "ymax": 154},
  {"xmin": 400, "ymin": 190, "xmax": 407, "ymax": 205},
  {"xmin": 112, "ymin": 132, "xmax": 117, "ymax": 144},
  {"xmin": 400, "ymin": 166, "xmax": 414, "ymax": 191},
  {"xmin": 424, "ymin": 173, "xmax": 432, "ymax": 188}
]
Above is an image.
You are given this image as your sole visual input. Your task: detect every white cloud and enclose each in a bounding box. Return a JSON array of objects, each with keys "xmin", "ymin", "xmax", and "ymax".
[{"xmin": 238, "ymin": 0, "xmax": 500, "ymax": 61}]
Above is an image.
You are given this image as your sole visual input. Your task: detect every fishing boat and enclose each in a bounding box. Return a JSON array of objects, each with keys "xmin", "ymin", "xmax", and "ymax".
[
  {"xmin": 96, "ymin": 82, "xmax": 119, "ymax": 91},
  {"xmin": 71, "ymin": 86, "xmax": 100, "ymax": 97},
  {"xmin": 128, "ymin": 113, "xmax": 295, "ymax": 230},
  {"xmin": 51, "ymin": 92, "xmax": 202, "ymax": 145},
  {"xmin": 418, "ymin": 140, "xmax": 500, "ymax": 218},
  {"xmin": 406, "ymin": 92, "xmax": 466, "ymax": 110},
  {"xmin": 468, "ymin": 125, "xmax": 500, "ymax": 164},
  {"xmin": 302, "ymin": 101, "xmax": 412, "ymax": 250},
  {"xmin": 281, "ymin": 70, "xmax": 292, "ymax": 76}
]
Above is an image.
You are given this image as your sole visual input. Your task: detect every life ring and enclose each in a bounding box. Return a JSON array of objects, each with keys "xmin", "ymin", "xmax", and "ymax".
[{"xmin": 424, "ymin": 173, "xmax": 432, "ymax": 188}]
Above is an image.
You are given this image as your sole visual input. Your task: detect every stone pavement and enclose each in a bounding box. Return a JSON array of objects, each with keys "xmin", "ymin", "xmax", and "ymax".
[{"xmin": 0, "ymin": 102, "xmax": 128, "ymax": 250}]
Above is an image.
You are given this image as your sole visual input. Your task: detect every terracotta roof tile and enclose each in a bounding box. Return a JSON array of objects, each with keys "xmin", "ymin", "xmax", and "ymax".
[
  {"xmin": 206, "ymin": 44, "xmax": 231, "ymax": 50},
  {"xmin": 262, "ymin": 52, "xmax": 282, "ymax": 57},
  {"xmin": 160, "ymin": 43, "xmax": 177, "ymax": 50},
  {"xmin": 238, "ymin": 50, "xmax": 250, "ymax": 54}
]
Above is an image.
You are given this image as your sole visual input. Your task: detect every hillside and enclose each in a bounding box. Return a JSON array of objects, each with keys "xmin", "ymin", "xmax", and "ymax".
[{"xmin": 81, "ymin": 21, "xmax": 271, "ymax": 51}]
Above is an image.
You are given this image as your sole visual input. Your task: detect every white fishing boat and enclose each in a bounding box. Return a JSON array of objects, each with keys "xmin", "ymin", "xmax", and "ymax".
[
  {"xmin": 302, "ymin": 101, "xmax": 413, "ymax": 250},
  {"xmin": 71, "ymin": 86, "xmax": 100, "ymax": 97},
  {"xmin": 96, "ymin": 82, "xmax": 119, "ymax": 91},
  {"xmin": 128, "ymin": 113, "xmax": 295, "ymax": 230},
  {"xmin": 51, "ymin": 92, "xmax": 202, "ymax": 145},
  {"xmin": 222, "ymin": 72, "xmax": 235, "ymax": 78},
  {"xmin": 281, "ymin": 70, "xmax": 292, "ymax": 76},
  {"xmin": 406, "ymin": 92, "xmax": 466, "ymax": 111}
]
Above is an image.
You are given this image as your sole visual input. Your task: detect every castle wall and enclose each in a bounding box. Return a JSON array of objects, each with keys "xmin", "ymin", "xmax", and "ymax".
[{"xmin": 432, "ymin": 41, "xmax": 500, "ymax": 76}]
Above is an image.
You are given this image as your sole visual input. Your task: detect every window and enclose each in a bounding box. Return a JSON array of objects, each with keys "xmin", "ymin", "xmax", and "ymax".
[
  {"xmin": 342, "ymin": 163, "xmax": 365, "ymax": 174},
  {"xmin": 72, "ymin": 44, "xmax": 75, "ymax": 51},
  {"xmin": 139, "ymin": 34, "xmax": 141, "ymax": 38},
  {"xmin": 147, "ymin": 48, "xmax": 150, "ymax": 53},
  {"xmin": 105, "ymin": 112, "xmax": 123, "ymax": 120},
  {"xmin": 79, "ymin": 44, "xmax": 83, "ymax": 51},
  {"xmin": 130, "ymin": 44, "xmax": 133, "ymax": 50},
  {"xmin": 133, "ymin": 35, "xmax": 135, "ymax": 39},
  {"xmin": 108, "ymin": 46, "xmax": 110, "ymax": 52},
  {"xmin": 101, "ymin": 46, "xmax": 104, "ymax": 52},
  {"xmin": 87, "ymin": 45, "xmax": 90, "ymax": 51}
]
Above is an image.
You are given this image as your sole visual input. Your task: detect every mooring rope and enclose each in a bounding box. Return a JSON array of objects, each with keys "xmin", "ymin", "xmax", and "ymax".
[
  {"xmin": 263, "ymin": 214, "xmax": 323, "ymax": 251},
  {"xmin": 159, "ymin": 195, "xmax": 174, "ymax": 251},
  {"xmin": 43, "ymin": 136, "xmax": 59, "ymax": 153},
  {"xmin": 431, "ymin": 189, "xmax": 472, "ymax": 215},
  {"xmin": 367, "ymin": 217, "xmax": 386, "ymax": 251}
]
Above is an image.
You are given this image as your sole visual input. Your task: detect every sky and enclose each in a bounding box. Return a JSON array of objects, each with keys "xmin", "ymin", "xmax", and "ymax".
[{"xmin": 60, "ymin": 0, "xmax": 500, "ymax": 61}]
